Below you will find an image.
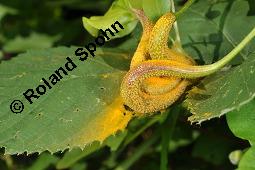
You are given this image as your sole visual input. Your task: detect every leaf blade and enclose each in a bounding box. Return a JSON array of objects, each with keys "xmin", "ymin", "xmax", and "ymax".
[
  {"xmin": 0, "ymin": 47, "xmax": 133, "ymax": 154},
  {"xmin": 185, "ymin": 53, "xmax": 255, "ymax": 123}
]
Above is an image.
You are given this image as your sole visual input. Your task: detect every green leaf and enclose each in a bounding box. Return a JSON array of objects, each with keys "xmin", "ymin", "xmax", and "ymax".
[
  {"xmin": 104, "ymin": 130, "xmax": 127, "ymax": 151},
  {"xmin": 70, "ymin": 163, "xmax": 87, "ymax": 170},
  {"xmin": 0, "ymin": 4, "xmax": 17, "ymax": 22},
  {"xmin": 56, "ymin": 131, "xmax": 127, "ymax": 169},
  {"xmin": 82, "ymin": 0, "xmax": 138, "ymax": 39},
  {"xmin": 0, "ymin": 51, "xmax": 3, "ymax": 61},
  {"xmin": 142, "ymin": 0, "xmax": 170, "ymax": 21},
  {"xmin": 129, "ymin": 0, "xmax": 143, "ymax": 9},
  {"xmin": 185, "ymin": 53, "xmax": 255, "ymax": 123},
  {"xmin": 56, "ymin": 142, "xmax": 100, "ymax": 169},
  {"xmin": 3, "ymin": 32, "xmax": 61, "ymax": 53},
  {"xmin": 57, "ymin": 130, "xmax": 127, "ymax": 169},
  {"xmin": 227, "ymin": 99, "xmax": 255, "ymax": 144},
  {"xmin": 192, "ymin": 133, "xmax": 234, "ymax": 165},
  {"xmin": 178, "ymin": 0, "xmax": 255, "ymax": 64},
  {"xmin": 238, "ymin": 147, "xmax": 255, "ymax": 170},
  {"xmin": 168, "ymin": 123, "xmax": 199, "ymax": 153},
  {"xmin": 27, "ymin": 152, "xmax": 58, "ymax": 170},
  {"xmin": 0, "ymin": 47, "xmax": 133, "ymax": 154}
]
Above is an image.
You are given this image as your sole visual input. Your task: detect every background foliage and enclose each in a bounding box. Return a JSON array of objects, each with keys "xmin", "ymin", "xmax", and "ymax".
[{"xmin": 0, "ymin": 0, "xmax": 254, "ymax": 169}]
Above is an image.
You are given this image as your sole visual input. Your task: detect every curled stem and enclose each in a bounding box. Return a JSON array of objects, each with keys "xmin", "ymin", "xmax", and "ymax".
[
  {"xmin": 197, "ymin": 26, "xmax": 255, "ymax": 76},
  {"xmin": 129, "ymin": 26, "xmax": 255, "ymax": 79}
]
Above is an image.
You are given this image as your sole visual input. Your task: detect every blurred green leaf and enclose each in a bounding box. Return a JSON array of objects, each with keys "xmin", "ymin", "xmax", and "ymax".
[
  {"xmin": 56, "ymin": 142, "xmax": 100, "ymax": 169},
  {"xmin": 142, "ymin": 0, "xmax": 170, "ymax": 21},
  {"xmin": 115, "ymin": 131, "xmax": 160, "ymax": 170},
  {"xmin": 0, "ymin": 4, "xmax": 17, "ymax": 21},
  {"xmin": 168, "ymin": 124, "xmax": 199, "ymax": 152},
  {"xmin": 123, "ymin": 116, "xmax": 160, "ymax": 147},
  {"xmin": 3, "ymin": 32, "xmax": 60, "ymax": 53},
  {"xmin": 56, "ymin": 131, "xmax": 127, "ymax": 169},
  {"xmin": 104, "ymin": 130, "xmax": 127, "ymax": 151},
  {"xmin": 227, "ymin": 99, "xmax": 255, "ymax": 144},
  {"xmin": 0, "ymin": 51, "xmax": 3, "ymax": 60},
  {"xmin": 192, "ymin": 133, "xmax": 234, "ymax": 165},
  {"xmin": 70, "ymin": 162, "xmax": 87, "ymax": 170},
  {"xmin": 82, "ymin": 0, "xmax": 138, "ymax": 39},
  {"xmin": 27, "ymin": 152, "xmax": 58, "ymax": 170},
  {"xmin": 238, "ymin": 147, "xmax": 255, "ymax": 170},
  {"xmin": 46, "ymin": 0, "xmax": 112, "ymax": 12}
]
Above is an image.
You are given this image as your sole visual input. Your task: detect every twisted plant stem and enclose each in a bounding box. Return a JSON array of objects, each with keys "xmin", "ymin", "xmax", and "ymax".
[
  {"xmin": 204, "ymin": 27, "xmax": 255, "ymax": 73},
  {"xmin": 171, "ymin": 0, "xmax": 255, "ymax": 75}
]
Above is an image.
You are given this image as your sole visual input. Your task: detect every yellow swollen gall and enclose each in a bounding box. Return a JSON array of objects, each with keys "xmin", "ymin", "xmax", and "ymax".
[
  {"xmin": 121, "ymin": 11, "xmax": 195, "ymax": 113},
  {"xmin": 120, "ymin": 9, "xmax": 255, "ymax": 114}
]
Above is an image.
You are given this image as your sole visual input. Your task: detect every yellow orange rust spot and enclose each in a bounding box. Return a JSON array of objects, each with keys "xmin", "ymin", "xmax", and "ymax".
[{"xmin": 70, "ymin": 96, "xmax": 133, "ymax": 146}]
